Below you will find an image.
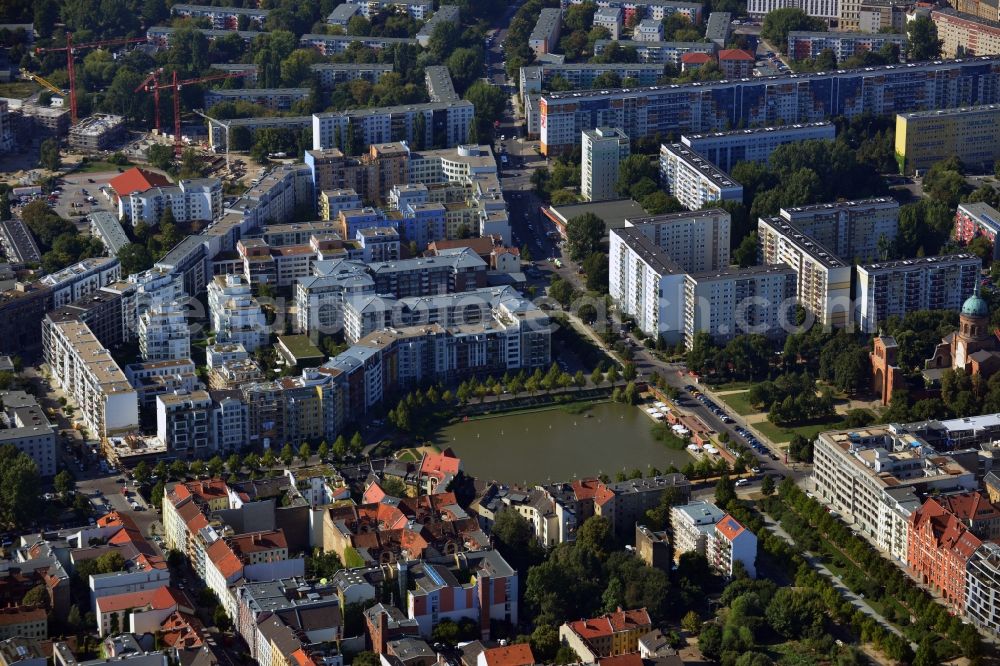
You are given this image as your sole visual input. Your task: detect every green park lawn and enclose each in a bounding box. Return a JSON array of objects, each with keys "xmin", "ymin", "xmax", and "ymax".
[
  {"xmin": 718, "ymin": 390, "xmax": 759, "ymax": 416},
  {"xmin": 753, "ymin": 417, "xmax": 845, "ymax": 445}
]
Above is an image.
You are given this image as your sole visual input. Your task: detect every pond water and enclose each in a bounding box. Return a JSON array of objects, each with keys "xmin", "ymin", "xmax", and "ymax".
[{"xmin": 433, "ymin": 401, "xmax": 693, "ymax": 485}]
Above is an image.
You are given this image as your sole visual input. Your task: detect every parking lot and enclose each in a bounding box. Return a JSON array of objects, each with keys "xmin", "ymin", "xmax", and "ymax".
[{"xmin": 49, "ymin": 171, "xmax": 123, "ymax": 227}]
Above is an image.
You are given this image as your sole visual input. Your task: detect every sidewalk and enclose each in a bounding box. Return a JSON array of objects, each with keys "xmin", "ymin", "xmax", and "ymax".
[{"xmin": 761, "ymin": 513, "xmax": 914, "ymax": 647}]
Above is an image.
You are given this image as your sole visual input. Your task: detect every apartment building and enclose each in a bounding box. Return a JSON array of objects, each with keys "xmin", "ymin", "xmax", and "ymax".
[
  {"xmin": 88, "ymin": 212, "xmax": 130, "ymax": 257},
  {"xmin": 40, "ymin": 257, "xmax": 121, "ymax": 309},
  {"xmin": 310, "ymin": 63, "xmax": 392, "ymax": 89},
  {"xmin": 593, "ymin": 40, "xmax": 715, "ymax": 65},
  {"xmin": 680, "ymin": 122, "xmax": 836, "ymax": 173},
  {"xmin": 787, "ymin": 31, "xmax": 907, "ymax": 60},
  {"xmin": 671, "ymin": 500, "xmax": 726, "ymax": 560},
  {"xmin": 311, "ymin": 101, "xmax": 474, "ymax": 153},
  {"xmin": 758, "ymin": 217, "xmax": 852, "ymax": 328},
  {"xmin": 405, "ymin": 550, "xmax": 517, "ymax": 638},
  {"xmin": 42, "ymin": 319, "xmax": 139, "ymax": 437},
  {"xmin": 125, "ymin": 178, "xmax": 222, "ymax": 226},
  {"xmin": 594, "ymin": 7, "xmax": 623, "ymax": 39},
  {"xmin": 124, "ymin": 359, "xmax": 199, "ymax": 410},
  {"xmin": 711, "ymin": 514, "xmax": 757, "ymax": 578},
  {"xmin": 209, "ymin": 63, "xmax": 260, "ymax": 85},
  {"xmin": 659, "ymin": 143, "xmax": 742, "ymax": 211},
  {"xmin": 47, "ymin": 294, "xmax": 125, "ymax": 360},
  {"xmin": 319, "ymin": 190, "xmax": 363, "ymax": 221},
  {"xmin": 570, "ymin": 0, "xmax": 703, "ymax": 23},
  {"xmin": 896, "ymin": 104, "xmax": 1000, "ymax": 175},
  {"xmin": 416, "ymin": 5, "xmax": 461, "ymax": 46},
  {"xmin": 633, "ymin": 18, "xmax": 664, "ymax": 41},
  {"xmin": 907, "ymin": 497, "xmax": 984, "ymax": 612},
  {"xmin": 156, "ymin": 390, "xmax": 211, "ymax": 453},
  {"xmin": 954, "ymin": 202, "xmax": 1000, "ymax": 258},
  {"xmin": 243, "ymin": 368, "xmax": 346, "ymax": 448},
  {"xmin": 539, "ymin": 57, "xmax": 1000, "ymax": 155},
  {"xmin": 519, "ymin": 63, "xmax": 663, "ymax": 96},
  {"xmin": 594, "ymin": 474, "xmax": 692, "ymax": 538},
  {"xmin": 529, "ymin": 8, "xmax": 562, "ymax": 55},
  {"xmin": 205, "ymin": 88, "xmax": 310, "ymax": 112},
  {"xmin": 345, "ymin": 0, "xmax": 434, "ymax": 19},
  {"xmin": 705, "ymin": 11, "xmax": 731, "ymax": 47},
  {"xmin": 0, "ymin": 219, "xmax": 41, "ymax": 265},
  {"xmin": 558, "ymin": 609, "xmax": 652, "ymax": 661},
  {"xmin": 424, "ymin": 66, "xmax": 459, "ymax": 104},
  {"xmin": 747, "ymin": 0, "xmax": 838, "ymax": 20},
  {"xmin": 608, "ymin": 228, "xmax": 687, "ymax": 343},
  {"xmin": 170, "ymin": 4, "xmax": 268, "ymax": 29},
  {"xmin": 0, "ymin": 283, "xmax": 50, "ymax": 359},
  {"xmin": 236, "ymin": 578, "xmax": 342, "ymax": 661},
  {"xmin": 224, "ymin": 164, "xmax": 315, "ymax": 238},
  {"xmin": 779, "ymin": 197, "xmax": 899, "ymax": 263},
  {"xmin": 299, "ymin": 34, "xmax": 417, "ymax": 56},
  {"xmin": 208, "ymin": 275, "xmax": 269, "ymax": 353},
  {"xmin": 138, "ymin": 301, "xmax": 191, "ymax": 362},
  {"xmin": 854, "ymin": 254, "xmax": 980, "ymax": 334},
  {"xmin": 683, "ymin": 264, "xmax": 797, "ymax": 348},
  {"xmin": 932, "ymin": 8, "xmax": 1000, "ymax": 58},
  {"xmin": 811, "ymin": 426, "xmax": 977, "ymax": 562},
  {"xmin": 0, "ymin": 391, "xmax": 56, "ymax": 476},
  {"xmin": 717, "ymin": 49, "xmax": 754, "ymax": 78},
  {"xmin": 582, "ymin": 127, "xmax": 630, "ymax": 202},
  {"xmin": 966, "ymin": 542, "xmax": 1000, "ymax": 638}
]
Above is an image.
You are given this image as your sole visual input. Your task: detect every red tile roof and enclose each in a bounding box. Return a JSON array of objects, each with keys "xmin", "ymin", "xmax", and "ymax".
[
  {"xmin": 159, "ymin": 611, "xmax": 207, "ymax": 649},
  {"xmin": 718, "ymin": 49, "xmax": 754, "ymax": 61},
  {"xmin": 206, "ymin": 539, "xmax": 243, "ymax": 580},
  {"xmin": 681, "ymin": 52, "xmax": 713, "ymax": 64},
  {"xmin": 0, "ymin": 606, "xmax": 46, "ymax": 626},
  {"xmin": 715, "ymin": 514, "xmax": 747, "ymax": 542},
  {"xmin": 481, "ymin": 644, "xmax": 535, "ymax": 666},
  {"xmin": 571, "ymin": 478, "xmax": 600, "ymax": 501},
  {"xmin": 567, "ymin": 609, "xmax": 651, "ymax": 641},
  {"xmin": 420, "ymin": 448, "xmax": 462, "ymax": 480},
  {"xmin": 108, "ymin": 167, "xmax": 171, "ymax": 198},
  {"xmin": 598, "ymin": 655, "xmax": 643, "ymax": 666},
  {"xmin": 291, "ymin": 649, "xmax": 317, "ymax": 666},
  {"xmin": 96, "ymin": 589, "xmax": 159, "ymax": 614},
  {"xmin": 608, "ymin": 608, "xmax": 651, "ymax": 631}
]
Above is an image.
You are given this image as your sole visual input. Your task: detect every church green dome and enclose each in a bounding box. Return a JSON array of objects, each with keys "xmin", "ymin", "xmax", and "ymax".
[{"xmin": 962, "ymin": 291, "xmax": 989, "ymax": 318}]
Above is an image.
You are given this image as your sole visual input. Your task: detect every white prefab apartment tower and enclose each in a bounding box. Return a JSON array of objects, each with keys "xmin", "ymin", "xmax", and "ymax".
[{"xmin": 582, "ymin": 127, "xmax": 630, "ymax": 202}]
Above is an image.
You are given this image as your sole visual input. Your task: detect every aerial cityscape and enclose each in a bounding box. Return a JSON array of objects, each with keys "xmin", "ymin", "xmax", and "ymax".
[{"xmin": 2, "ymin": 0, "xmax": 1000, "ymax": 664}]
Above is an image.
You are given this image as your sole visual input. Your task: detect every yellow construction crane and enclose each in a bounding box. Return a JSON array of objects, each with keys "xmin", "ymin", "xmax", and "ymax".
[{"xmin": 20, "ymin": 69, "xmax": 66, "ymax": 98}]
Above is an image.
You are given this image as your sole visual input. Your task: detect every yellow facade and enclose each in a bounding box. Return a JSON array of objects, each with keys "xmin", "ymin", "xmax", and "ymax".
[{"xmin": 895, "ymin": 105, "xmax": 1000, "ymax": 175}]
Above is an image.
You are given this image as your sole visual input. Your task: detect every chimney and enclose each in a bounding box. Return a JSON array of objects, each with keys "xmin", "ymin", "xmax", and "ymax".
[
  {"xmin": 377, "ymin": 607, "xmax": 390, "ymax": 654},
  {"xmin": 477, "ymin": 573, "xmax": 491, "ymax": 642},
  {"xmin": 397, "ymin": 562, "xmax": 408, "ymax": 610}
]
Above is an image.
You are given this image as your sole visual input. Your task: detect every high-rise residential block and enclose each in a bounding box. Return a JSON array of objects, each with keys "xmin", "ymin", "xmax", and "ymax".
[{"xmin": 582, "ymin": 127, "xmax": 630, "ymax": 202}]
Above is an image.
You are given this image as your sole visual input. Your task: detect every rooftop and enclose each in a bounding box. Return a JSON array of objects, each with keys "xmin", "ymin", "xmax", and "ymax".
[
  {"xmin": 682, "ymin": 121, "xmax": 834, "ymax": 141},
  {"xmin": 859, "ymin": 253, "xmax": 980, "ymax": 272},
  {"xmin": 661, "ymin": 143, "xmax": 740, "ymax": 189}
]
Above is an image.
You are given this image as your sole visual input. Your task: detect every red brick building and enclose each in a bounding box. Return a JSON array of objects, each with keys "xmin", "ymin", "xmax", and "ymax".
[{"xmin": 908, "ymin": 499, "xmax": 984, "ymax": 610}]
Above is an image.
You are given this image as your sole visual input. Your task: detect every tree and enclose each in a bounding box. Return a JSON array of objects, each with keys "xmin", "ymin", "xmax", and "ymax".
[
  {"xmin": 681, "ymin": 610, "xmax": 701, "ymax": 635},
  {"xmin": 352, "ymin": 652, "xmax": 379, "ymax": 666},
  {"xmin": 54, "ymin": 470, "xmax": 75, "ymax": 496},
  {"xmin": 146, "ymin": 143, "xmax": 174, "ymax": 171},
  {"xmin": 906, "ymin": 15, "xmax": 942, "ymax": 61},
  {"xmin": 298, "ymin": 442, "xmax": 311, "ymax": 465},
  {"xmin": 582, "ymin": 252, "xmax": 609, "ymax": 292},
  {"xmin": 0, "ymin": 445, "xmax": 40, "ymax": 529},
  {"xmin": 207, "ymin": 456, "xmax": 224, "ymax": 478},
  {"xmin": 213, "ymin": 604, "xmax": 232, "ymax": 631},
  {"xmin": 133, "ymin": 461, "xmax": 151, "ymax": 486},
  {"xmin": 761, "ymin": 8, "xmax": 825, "ymax": 49},
  {"xmin": 463, "ymin": 80, "xmax": 505, "ymax": 140},
  {"xmin": 616, "ymin": 155, "xmax": 657, "ymax": 200},
  {"xmin": 67, "ymin": 604, "xmax": 82, "ymax": 631},
  {"xmin": 21, "ymin": 584, "xmax": 48, "ymax": 609},
  {"xmin": 317, "ymin": 441, "xmax": 329, "ymax": 460},
  {"xmin": 350, "ymin": 431, "xmax": 363, "ymax": 454},
  {"xmin": 760, "ymin": 475, "xmax": 775, "ymax": 496},
  {"xmin": 698, "ymin": 624, "xmax": 723, "ymax": 662},
  {"xmin": 566, "ymin": 213, "xmax": 604, "ymax": 262},
  {"xmin": 733, "ymin": 232, "xmax": 759, "ymax": 268},
  {"xmin": 39, "ymin": 138, "xmax": 60, "ymax": 171},
  {"xmin": 280, "ymin": 443, "xmax": 294, "ymax": 466},
  {"xmin": 765, "ymin": 588, "xmax": 823, "ymax": 639}
]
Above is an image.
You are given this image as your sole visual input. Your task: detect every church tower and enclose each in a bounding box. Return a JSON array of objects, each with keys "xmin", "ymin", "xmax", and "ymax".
[{"xmin": 954, "ymin": 282, "xmax": 990, "ymax": 370}]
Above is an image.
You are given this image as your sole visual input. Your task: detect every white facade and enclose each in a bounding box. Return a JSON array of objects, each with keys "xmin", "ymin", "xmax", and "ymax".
[
  {"xmin": 683, "ymin": 265, "xmax": 797, "ymax": 348},
  {"xmin": 208, "ymin": 275, "xmax": 269, "ymax": 353},
  {"xmin": 671, "ymin": 500, "xmax": 726, "ymax": 559},
  {"xmin": 311, "ymin": 102, "xmax": 474, "ymax": 153},
  {"xmin": 89, "ymin": 568, "xmax": 171, "ymax": 612},
  {"xmin": 41, "ymin": 257, "xmax": 122, "ymax": 308},
  {"xmin": 609, "ymin": 228, "xmax": 687, "ymax": 343},
  {"xmin": 0, "ymin": 391, "xmax": 57, "ymax": 477},
  {"xmin": 966, "ymin": 542, "xmax": 1000, "ymax": 639},
  {"xmin": 124, "ymin": 179, "xmax": 223, "ymax": 226},
  {"xmin": 854, "ymin": 254, "xmax": 980, "ymax": 334},
  {"xmin": 582, "ymin": 127, "xmax": 630, "ymax": 202},
  {"xmin": 659, "ymin": 143, "xmax": 743, "ymax": 211},
  {"xmin": 634, "ymin": 18, "xmax": 664, "ymax": 40},
  {"xmin": 42, "ymin": 318, "xmax": 139, "ymax": 438},
  {"xmin": 138, "ymin": 301, "xmax": 191, "ymax": 362},
  {"xmin": 680, "ymin": 122, "xmax": 837, "ymax": 173},
  {"xmin": 624, "ymin": 210, "xmax": 731, "ymax": 273},
  {"xmin": 758, "ymin": 216, "xmax": 853, "ymax": 328},
  {"xmin": 779, "ymin": 197, "xmax": 899, "ymax": 263},
  {"xmin": 593, "ymin": 7, "xmax": 623, "ymax": 39},
  {"xmin": 747, "ymin": 0, "xmax": 839, "ymax": 21}
]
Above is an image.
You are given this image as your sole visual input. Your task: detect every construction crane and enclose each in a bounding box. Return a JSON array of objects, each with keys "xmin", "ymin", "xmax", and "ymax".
[
  {"xmin": 193, "ymin": 109, "xmax": 233, "ymax": 169},
  {"xmin": 137, "ymin": 69, "xmax": 248, "ymax": 154},
  {"xmin": 35, "ymin": 34, "xmax": 147, "ymax": 124},
  {"xmin": 133, "ymin": 69, "xmax": 164, "ymax": 134},
  {"xmin": 19, "ymin": 69, "xmax": 66, "ymax": 99}
]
